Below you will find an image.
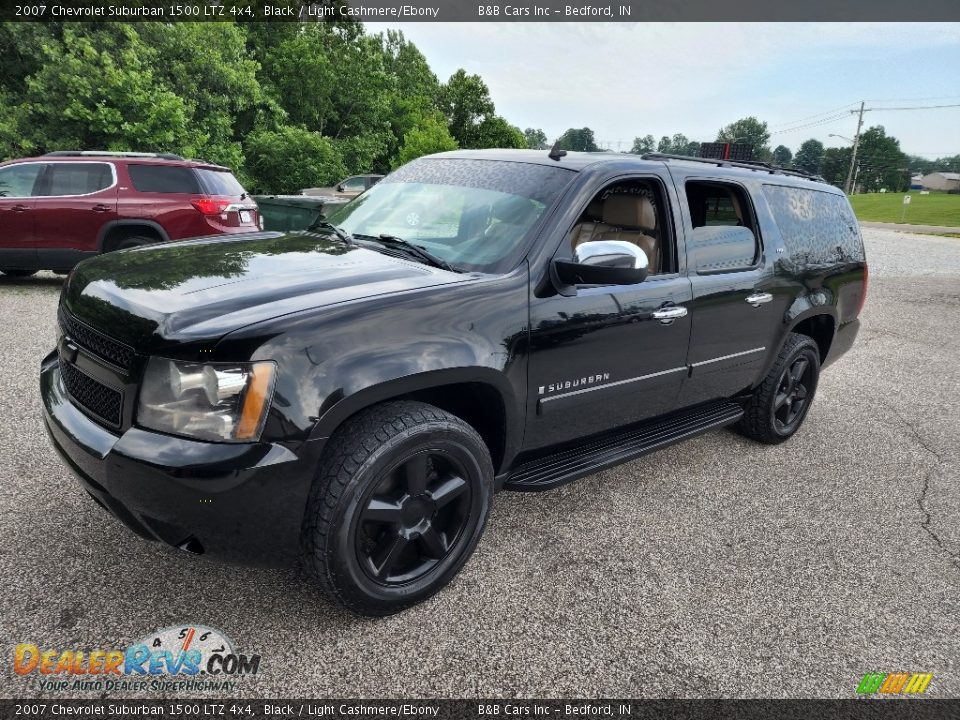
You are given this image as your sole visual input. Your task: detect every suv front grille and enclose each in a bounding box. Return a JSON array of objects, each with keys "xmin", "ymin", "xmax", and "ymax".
[
  {"xmin": 58, "ymin": 307, "xmax": 135, "ymax": 369},
  {"xmin": 61, "ymin": 360, "xmax": 123, "ymax": 428}
]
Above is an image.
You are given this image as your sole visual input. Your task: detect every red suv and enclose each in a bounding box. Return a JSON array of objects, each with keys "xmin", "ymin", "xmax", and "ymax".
[{"xmin": 0, "ymin": 151, "xmax": 260, "ymax": 277}]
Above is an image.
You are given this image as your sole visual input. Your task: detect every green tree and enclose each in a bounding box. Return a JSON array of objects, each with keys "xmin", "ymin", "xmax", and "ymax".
[
  {"xmin": 394, "ymin": 113, "xmax": 458, "ymax": 167},
  {"xmin": 657, "ymin": 133, "xmax": 699, "ymax": 155},
  {"xmin": 821, "ymin": 146, "xmax": 851, "ymax": 187},
  {"xmin": 245, "ymin": 126, "xmax": 346, "ymax": 194},
  {"xmin": 438, "ymin": 69, "xmax": 496, "ymax": 148},
  {"xmin": 630, "ymin": 135, "xmax": 656, "ymax": 154},
  {"xmin": 137, "ymin": 23, "xmax": 267, "ymax": 173},
  {"xmin": 373, "ymin": 29, "xmax": 441, "ymax": 171},
  {"xmin": 524, "ymin": 128, "xmax": 548, "ymax": 150},
  {"xmin": 15, "ymin": 26, "xmax": 200, "ymax": 155},
  {"xmin": 793, "ymin": 139, "xmax": 825, "ymax": 175},
  {"xmin": 854, "ymin": 126, "xmax": 908, "ymax": 192},
  {"xmin": 557, "ymin": 127, "xmax": 598, "ymax": 152},
  {"xmin": 476, "ymin": 116, "xmax": 526, "ymax": 149},
  {"xmin": 261, "ymin": 25, "xmax": 392, "ymax": 142},
  {"xmin": 717, "ymin": 116, "xmax": 770, "ymax": 159},
  {"xmin": 772, "ymin": 144, "xmax": 793, "ymax": 167}
]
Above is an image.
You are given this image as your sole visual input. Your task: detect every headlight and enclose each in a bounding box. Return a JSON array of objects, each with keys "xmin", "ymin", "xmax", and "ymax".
[{"xmin": 137, "ymin": 357, "xmax": 276, "ymax": 443}]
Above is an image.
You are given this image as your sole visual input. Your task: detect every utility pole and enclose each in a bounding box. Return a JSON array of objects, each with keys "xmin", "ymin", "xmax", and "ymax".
[{"xmin": 844, "ymin": 101, "xmax": 866, "ymax": 195}]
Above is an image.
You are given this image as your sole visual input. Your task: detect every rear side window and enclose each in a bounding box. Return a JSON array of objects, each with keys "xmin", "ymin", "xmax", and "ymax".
[
  {"xmin": 762, "ymin": 185, "xmax": 866, "ymax": 264},
  {"xmin": 686, "ymin": 181, "xmax": 759, "ymax": 273},
  {"xmin": 129, "ymin": 165, "xmax": 201, "ymax": 194},
  {"xmin": 0, "ymin": 163, "xmax": 43, "ymax": 197},
  {"xmin": 37, "ymin": 163, "xmax": 113, "ymax": 196},
  {"xmin": 195, "ymin": 169, "xmax": 246, "ymax": 196},
  {"xmin": 341, "ymin": 176, "xmax": 366, "ymax": 192}
]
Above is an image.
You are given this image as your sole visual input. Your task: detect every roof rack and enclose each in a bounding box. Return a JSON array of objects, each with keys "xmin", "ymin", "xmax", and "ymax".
[
  {"xmin": 44, "ymin": 151, "xmax": 185, "ymax": 160},
  {"xmin": 641, "ymin": 152, "xmax": 824, "ymax": 182}
]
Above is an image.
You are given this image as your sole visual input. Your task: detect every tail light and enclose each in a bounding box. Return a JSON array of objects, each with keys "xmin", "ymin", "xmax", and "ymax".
[
  {"xmin": 855, "ymin": 262, "xmax": 868, "ymax": 317},
  {"xmin": 191, "ymin": 197, "xmax": 232, "ymax": 216}
]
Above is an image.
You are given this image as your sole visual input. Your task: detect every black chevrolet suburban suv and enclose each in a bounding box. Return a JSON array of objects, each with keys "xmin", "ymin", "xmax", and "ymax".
[{"xmin": 41, "ymin": 149, "xmax": 867, "ymax": 615}]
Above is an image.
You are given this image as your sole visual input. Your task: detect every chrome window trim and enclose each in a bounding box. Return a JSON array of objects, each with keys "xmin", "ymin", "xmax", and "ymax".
[{"xmin": 0, "ymin": 160, "xmax": 117, "ymax": 199}]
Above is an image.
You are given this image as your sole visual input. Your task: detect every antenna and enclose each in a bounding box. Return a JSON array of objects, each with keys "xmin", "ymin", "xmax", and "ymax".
[{"xmin": 548, "ymin": 141, "xmax": 567, "ymax": 161}]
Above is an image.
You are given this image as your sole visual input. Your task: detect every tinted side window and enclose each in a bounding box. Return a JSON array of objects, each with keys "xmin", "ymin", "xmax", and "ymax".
[
  {"xmin": 128, "ymin": 165, "xmax": 201, "ymax": 194},
  {"xmin": 686, "ymin": 181, "xmax": 759, "ymax": 273},
  {"xmin": 762, "ymin": 184, "xmax": 866, "ymax": 265},
  {"xmin": 0, "ymin": 164, "xmax": 44, "ymax": 197},
  {"xmin": 38, "ymin": 163, "xmax": 113, "ymax": 196}
]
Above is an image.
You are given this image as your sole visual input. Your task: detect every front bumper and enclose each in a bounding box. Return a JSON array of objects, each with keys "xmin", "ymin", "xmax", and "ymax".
[{"xmin": 40, "ymin": 352, "xmax": 319, "ymax": 567}]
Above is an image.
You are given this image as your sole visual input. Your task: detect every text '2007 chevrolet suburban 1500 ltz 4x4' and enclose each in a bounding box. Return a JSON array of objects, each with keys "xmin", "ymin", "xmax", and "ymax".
[{"xmin": 41, "ymin": 149, "xmax": 866, "ymax": 615}]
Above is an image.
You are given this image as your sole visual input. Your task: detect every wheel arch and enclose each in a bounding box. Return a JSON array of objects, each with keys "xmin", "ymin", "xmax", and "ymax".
[
  {"xmin": 98, "ymin": 220, "xmax": 170, "ymax": 252},
  {"xmin": 309, "ymin": 368, "xmax": 518, "ymax": 474},
  {"xmin": 788, "ymin": 310, "xmax": 836, "ymax": 364}
]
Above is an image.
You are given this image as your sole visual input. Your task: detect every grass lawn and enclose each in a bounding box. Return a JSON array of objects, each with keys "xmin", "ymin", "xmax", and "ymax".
[{"xmin": 849, "ymin": 191, "xmax": 960, "ymax": 227}]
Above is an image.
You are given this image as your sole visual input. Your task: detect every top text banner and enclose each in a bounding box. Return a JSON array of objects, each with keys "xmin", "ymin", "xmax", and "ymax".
[{"xmin": 3, "ymin": 0, "xmax": 959, "ymax": 22}]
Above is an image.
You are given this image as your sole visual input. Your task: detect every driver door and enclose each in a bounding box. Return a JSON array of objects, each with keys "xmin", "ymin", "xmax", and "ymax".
[{"xmin": 525, "ymin": 175, "xmax": 693, "ymax": 451}]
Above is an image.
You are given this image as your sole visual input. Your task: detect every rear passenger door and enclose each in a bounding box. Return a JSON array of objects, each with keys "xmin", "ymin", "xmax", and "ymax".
[
  {"xmin": 673, "ymin": 176, "xmax": 787, "ymax": 406},
  {"xmin": 33, "ymin": 162, "xmax": 117, "ymax": 267}
]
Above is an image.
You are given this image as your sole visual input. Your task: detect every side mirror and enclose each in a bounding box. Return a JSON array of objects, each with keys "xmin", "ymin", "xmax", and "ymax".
[
  {"xmin": 336, "ymin": 184, "xmax": 344, "ymax": 193},
  {"xmin": 689, "ymin": 225, "xmax": 757, "ymax": 274},
  {"xmin": 553, "ymin": 240, "xmax": 649, "ymax": 293}
]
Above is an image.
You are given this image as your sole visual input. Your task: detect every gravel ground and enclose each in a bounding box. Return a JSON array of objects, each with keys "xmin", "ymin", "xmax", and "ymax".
[{"xmin": 0, "ymin": 227, "xmax": 958, "ymax": 699}]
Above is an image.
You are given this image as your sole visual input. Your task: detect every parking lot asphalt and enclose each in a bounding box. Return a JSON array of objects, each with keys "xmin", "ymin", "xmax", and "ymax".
[{"xmin": 1, "ymin": 227, "xmax": 958, "ymax": 699}]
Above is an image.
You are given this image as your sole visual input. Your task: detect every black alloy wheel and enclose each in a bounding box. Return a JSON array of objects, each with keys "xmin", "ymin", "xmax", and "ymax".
[
  {"xmin": 301, "ymin": 400, "xmax": 493, "ymax": 615},
  {"xmin": 773, "ymin": 355, "xmax": 814, "ymax": 433},
  {"xmin": 356, "ymin": 449, "xmax": 472, "ymax": 585},
  {"xmin": 735, "ymin": 332, "xmax": 820, "ymax": 444}
]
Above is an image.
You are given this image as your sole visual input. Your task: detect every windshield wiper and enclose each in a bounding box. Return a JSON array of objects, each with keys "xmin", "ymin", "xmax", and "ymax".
[
  {"xmin": 309, "ymin": 219, "xmax": 355, "ymax": 246},
  {"xmin": 360, "ymin": 234, "xmax": 459, "ymax": 273}
]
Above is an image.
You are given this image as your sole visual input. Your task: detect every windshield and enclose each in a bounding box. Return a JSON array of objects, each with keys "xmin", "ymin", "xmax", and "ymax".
[{"xmin": 326, "ymin": 158, "xmax": 574, "ymax": 273}]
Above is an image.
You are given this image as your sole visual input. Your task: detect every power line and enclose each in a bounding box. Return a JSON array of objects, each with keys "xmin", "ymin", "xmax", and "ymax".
[
  {"xmin": 768, "ymin": 102, "xmax": 861, "ymax": 130},
  {"xmin": 866, "ymin": 95, "xmax": 960, "ymax": 103},
  {"xmin": 864, "ymin": 103, "xmax": 960, "ymax": 111},
  {"xmin": 769, "ymin": 113, "xmax": 851, "ymax": 135}
]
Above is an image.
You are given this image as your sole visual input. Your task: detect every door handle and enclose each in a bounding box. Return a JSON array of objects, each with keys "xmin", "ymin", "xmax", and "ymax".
[
  {"xmin": 11, "ymin": 204, "xmax": 29, "ymax": 212},
  {"xmin": 745, "ymin": 292, "xmax": 773, "ymax": 307},
  {"xmin": 91, "ymin": 204, "xmax": 111, "ymax": 213},
  {"xmin": 652, "ymin": 306, "xmax": 688, "ymax": 324}
]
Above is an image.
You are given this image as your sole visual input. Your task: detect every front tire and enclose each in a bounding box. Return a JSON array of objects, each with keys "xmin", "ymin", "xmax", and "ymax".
[
  {"xmin": 301, "ymin": 401, "xmax": 493, "ymax": 616},
  {"xmin": 735, "ymin": 333, "xmax": 820, "ymax": 444}
]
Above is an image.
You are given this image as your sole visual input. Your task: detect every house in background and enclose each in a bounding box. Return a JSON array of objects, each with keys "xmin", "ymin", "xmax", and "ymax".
[{"xmin": 920, "ymin": 172, "xmax": 960, "ymax": 191}]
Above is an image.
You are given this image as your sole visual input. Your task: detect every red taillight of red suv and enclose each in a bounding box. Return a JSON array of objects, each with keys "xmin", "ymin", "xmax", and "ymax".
[
  {"xmin": 191, "ymin": 197, "xmax": 232, "ymax": 216},
  {"xmin": 855, "ymin": 261, "xmax": 868, "ymax": 317}
]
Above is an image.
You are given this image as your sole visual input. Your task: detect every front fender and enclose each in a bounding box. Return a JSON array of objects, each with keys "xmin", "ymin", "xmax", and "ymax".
[{"xmin": 213, "ymin": 268, "xmax": 530, "ymax": 459}]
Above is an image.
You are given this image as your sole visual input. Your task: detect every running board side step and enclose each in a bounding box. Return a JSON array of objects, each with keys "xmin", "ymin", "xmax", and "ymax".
[{"xmin": 504, "ymin": 401, "xmax": 743, "ymax": 491}]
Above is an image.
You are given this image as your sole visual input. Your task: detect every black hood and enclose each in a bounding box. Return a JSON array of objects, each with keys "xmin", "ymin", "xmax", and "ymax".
[{"xmin": 62, "ymin": 231, "xmax": 466, "ymax": 350}]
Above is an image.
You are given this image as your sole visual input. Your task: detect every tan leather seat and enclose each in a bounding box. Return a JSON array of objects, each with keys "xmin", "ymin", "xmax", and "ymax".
[
  {"xmin": 568, "ymin": 199, "xmax": 610, "ymax": 250},
  {"xmin": 593, "ymin": 195, "xmax": 660, "ymax": 273}
]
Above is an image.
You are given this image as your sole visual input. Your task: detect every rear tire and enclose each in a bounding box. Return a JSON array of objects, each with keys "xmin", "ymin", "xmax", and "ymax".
[
  {"xmin": 301, "ymin": 401, "xmax": 493, "ymax": 616},
  {"xmin": 0, "ymin": 268, "xmax": 38, "ymax": 277},
  {"xmin": 735, "ymin": 333, "xmax": 820, "ymax": 444}
]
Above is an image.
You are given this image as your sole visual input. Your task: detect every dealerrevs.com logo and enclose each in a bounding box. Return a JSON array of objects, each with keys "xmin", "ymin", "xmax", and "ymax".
[{"xmin": 13, "ymin": 625, "xmax": 261, "ymax": 693}]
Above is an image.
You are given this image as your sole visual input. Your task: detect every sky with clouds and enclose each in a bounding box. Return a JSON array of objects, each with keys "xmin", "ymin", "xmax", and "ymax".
[{"xmin": 366, "ymin": 22, "xmax": 960, "ymax": 158}]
